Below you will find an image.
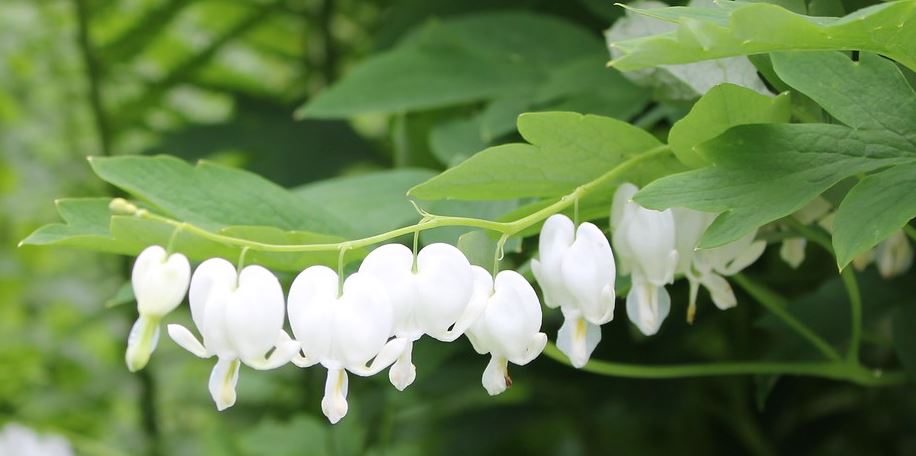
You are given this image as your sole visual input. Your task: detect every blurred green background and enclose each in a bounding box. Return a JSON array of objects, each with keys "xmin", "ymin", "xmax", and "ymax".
[{"xmin": 2, "ymin": 0, "xmax": 915, "ymax": 455}]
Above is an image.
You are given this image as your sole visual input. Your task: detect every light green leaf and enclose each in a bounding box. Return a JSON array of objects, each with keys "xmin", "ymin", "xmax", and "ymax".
[
  {"xmin": 88, "ymin": 155, "xmax": 350, "ymax": 235},
  {"xmin": 294, "ymin": 168, "xmax": 437, "ymax": 238},
  {"xmin": 833, "ymin": 162, "xmax": 916, "ymax": 268},
  {"xmin": 771, "ymin": 51, "xmax": 916, "ymax": 142},
  {"xmin": 608, "ymin": 1, "xmax": 916, "ymax": 72},
  {"xmin": 409, "ymin": 112, "xmax": 662, "ymax": 200},
  {"xmin": 668, "ymin": 83, "xmax": 790, "ymax": 167},
  {"xmin": 21, "ymin": 198, "xmax": 353, "ymax": 272},
  {"xmin": 429, "ymin": 117, "xmax": 487, "ymax": 167},
  {"xmin": 635, "ymin": 124, "xmax": 915, "ymax": 248}
]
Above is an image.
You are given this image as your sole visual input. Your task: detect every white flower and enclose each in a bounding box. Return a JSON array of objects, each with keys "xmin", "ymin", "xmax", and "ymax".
[
  {"xmin": 611, "ymin": 183, "xmax": 678, "ymax": 336},
  {"xmin": 466, "ymin": 267, "xmax": 547, "ymax": 395},
  {"xmin": 854, "ymin": 230, "xmax": 914, "ymax": 278},
  {"xmin": 126, "ymin": 245, "xmax": 191, "ymax": 372},
  {"xmin": 671, "ymin": 208, "xmax": 766, "ymax": 322},
  {"xmin": 778, "ymin": 197, "xmax": 831, "ymax": 269},
  {"xmin": 531, "ymin": 214, "xmax": 615, "ymax": 368},
  {"xmin": 287, "ymin": 266, "xmax": 406, "ymax": 423},
  {"xmin": 357, "ymin": 243, "xmax": 479, "ymax": 390},
  {"xmin": 0, "ymin": 423, "xmax": 73, "ymax": 456},
  {"xmin": 167, "ymin": 258, "xmax": 299, "ymax": 411}
]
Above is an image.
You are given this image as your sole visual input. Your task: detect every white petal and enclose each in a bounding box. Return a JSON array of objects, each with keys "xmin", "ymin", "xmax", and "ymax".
[
  {"xmin": 244, "ymin": 330, "xmax": 300, "ymax": 370},
  {"xmin": 720, "ymin": 239, "xmax": 766, "ymax": 276},
  {"xmin": 467, "ymin": 270, "xmax": 544, "ymax": 364},
  {"xmin": 610, "ymin": 183, "xmax": 638, "ymax": 232},
  {"xmin": 435, "ymin": 265, "xmax": 492, "ymax": 342},
  {"xmin": 387, "ymin": 340, "xmax": 416, "ymax": 391},
  {"xmin": 335, "ymin": 272, "xmax": 395, "ymax": 369},
  {"xmin": 532, "ymin": 215, "xmax": 577, "ymax": 311},
  {"xmin": 875, "ymin": 230, "xmax": 914, "ymax": 278},
  {"xmin": 167, "ymin": 323, "xmax": 209, "ymax": 358},
  {"xmin": 561, "ymin": 222, "xmax": 616, "ymax": 324},
  {"xmin": 350, "ymin": 336, "xmax": 409, "ymax": 377},
  {"xmin": 671, "ymin": 208, "xmax": 716, "ymax": 274},
  {"xmin": 321, "ymin": 368, "xmax": 349, "ymax": 424},
  {"xmin": 625, "ymin": 280, "xmax": 670, "ymax": 336},
  {"xmin": 208, "ymin": 358, "xmax": 240, "ymax": 411},
  {"xmin": 779, "ymin": 238, "xmax": 807, "ymax": 269},
  {"xmin": 287, "ymin": 266, "xmax": 339, "ymax": 364},
  {"xmin": 132, "ymin": 246, "xmax": 191, "ymax": 317},
  {"xmin": 125, "ymin": 315, "xmax": 161, "ymax": 372},
  {"xmin": 613, "ymin": 204, "xmax": 678, "ymax": 286},
  {"xmin": 481, "ymin": 355, "xmax": 510, "ymax": 396},
  {"xmin": 415, "ymin": 243, "xmax": 474, "ymax": 339},
  {"xmin": 189, "ymin": 258, "xmax": 237, "ymax": 354},
  {"xmin": 226, "ymin": 265, "xmax": 286, "ymax": 362},
  {"xmin": 701, "ymin": 273, "xmax": 737, "ymax": 310},
  {"xmin": 556, "ymin": 316, "xmax": 601, "ymax": 368},
  {"xmin": 358, "ymin": 244, "xmax": 419, "ymax": 337}
]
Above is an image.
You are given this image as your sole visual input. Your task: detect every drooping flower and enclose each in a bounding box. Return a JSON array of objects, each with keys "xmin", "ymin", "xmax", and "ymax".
[
  {"xmin": 126, "ymin": 245, "xmax": 191, "ymax": 372},
  {"xmin": 671, "ymin": 208, "xmax": 766, "ymax": 323},
  {"xmin": 611, "ymin": 183, "xmax": 679, "ymax": 336},
  {"xmin": 853, "ymin": 230, "xmax": 914, "ymax": 278},
  {"xmin": 778, "ymin": 197, "xmax": 831, "ymax": 269},
  {"xmin": 466, "ymin": 266, "xmax": 547, "ymax": 395},
  {"xmin": 167, "ymin": 258, "xmax": 299, "ymax": 411},
  {"xmin": 531, "ymin": 214, "xmax": 615, "ymax": 368},
  {"xmin": 287, "ymin": 266, "xmax": 406, "ymax": 423},
  {"xmin": 357, "ymin": 243, "xmax": 479, "ymax": 390}
]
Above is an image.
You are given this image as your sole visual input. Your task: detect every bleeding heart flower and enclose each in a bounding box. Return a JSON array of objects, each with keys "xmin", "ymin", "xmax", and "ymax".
[
  {"xmin": 126, "ymin": 245, "xmax": 190, "ymax": 372},
  {"xmin": 531, "ymin": 214, "xmax": 615, "ymax": 368},
  {"xmin": 287, "ymin": 266, "xmax": 406, "ymax": 424},
  {"xmin": 466, "ymin": 266, "xmax": 547, "ymax": 395},
  {"xmin": 611, "ymin": 183, "xmax": 678, "ymax": 336},
  {"xmin": 167, "ymin": 258, "xmax": 299, "ymax": 411},
  {"xmin": 358, "ymin": 243, "xmax": 479, "ymax": 390}
]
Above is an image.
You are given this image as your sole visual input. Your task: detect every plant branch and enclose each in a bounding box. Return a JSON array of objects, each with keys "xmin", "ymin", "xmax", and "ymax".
[
  {"xmin": 732, "ymin": 273, "xmax": 841, "ymax": 361},
  {"xmin": 542, "ymin": 343, "xmax": 906, "ymax": 387},
  {"xmin": 117, "ymin": 145, "xmax": 671, "ymax": 256}
]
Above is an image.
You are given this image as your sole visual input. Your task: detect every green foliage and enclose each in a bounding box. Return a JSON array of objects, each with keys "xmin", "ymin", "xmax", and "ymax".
[
  {"xmin": 668, "ymin": 84, "xmax": 791, "ymax": 167},
  {"xmin": 637, "ymin": 52, "xmax": 916, "ymax": 260},
  {"xmin": 409, "ymin": 112, "xmax": 666, "ymax": 200},
  {"xmin": 608, "ymin": 0, "xmax": 916, "ymax": 72}
]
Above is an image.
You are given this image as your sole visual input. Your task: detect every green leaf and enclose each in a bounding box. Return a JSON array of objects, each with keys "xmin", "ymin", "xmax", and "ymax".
[
  {"xmin": 298, "ymin": 13, "xmax": 601, "ymax": 118},
  {"xmin": 833, "ymin": 162, "xmax": 916, "ymax": 268},
  {"xmin": 409, "ymin": 112, "xmax": 662, "ymax": 200},
  {"xmin": 429, "ymin": 117, "xmax": 487, "ymax": 167},
  {"xmin": 668, "ymin": 84, "xmax": 790, "ymax": 167},
  {"xmin": 608, "ymin": 1, "xmax": 916, "ymax": 72},
  {"xmin": 771, "ymin": 51, "xmax": 916, "ymax": 143},
  {"xmin": 88, "ymin": 155, "xmax": 350, "ymax": 235},
  {"xmin": 21, "ymin": 198, "xmax": 353, "ymax": 272},
  {"xmin": 294, "ymin": 168, "xmax": 437, "ymax": 238},
  {"xmin": 635, "ymin": 124, "xmax": 915, "ymax": 248}
]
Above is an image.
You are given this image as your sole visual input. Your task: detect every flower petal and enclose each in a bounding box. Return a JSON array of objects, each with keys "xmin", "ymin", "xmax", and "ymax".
[
  {"xmin": 387, "ymin": 340, "xmax": 416, "ymax": 391},
  {"xmin": 434, "ymin": 265, "xmax": 492, "ymax": 342},
  {"xmin": 481, "ymin": 355, "xmax": 510, "ymax": 396},
  {"xmin": 125, "ymin": 315, "xmax": 161, "ymax": 372},
  {"xmin": 701, "ymin": 273, "xmax": 737, "ymax": 310},
  {"xmin": 415, "ymin": 243, "xmax": 474, "ymax": 339},
  {"xmin": 532, "ymin": 214, "xmax": 576, "ymax": 310},
  {"xmin": 561, "ymin": 222, "xmax": 616, "ymax": 325},
  {"xmin": 358, "ymin": 244, "xmax": 418, "ymax": 337},
  {"xmin": 556, "ymin": 316, "xmax": 601, "ymax": 368},
  {"xmin": 166, "ymin": 323, "xmax": 209, "ymax": 358},
  {"xmin": 321, "ymin": 368, "xmax": 349, "ymax": 424},
  {"xmin": 132, "ymin": 245, "xmax": 191, "ymax": 317},
  {"xmin": 287, "ymin": 266, "xmax": 339, "ymax": 366},
  {"xmin": 208, "ymin": 357, "xmax": 240, "ymax": 411},
  {"xmin": 226, "ymin": 265, "xmax": 286, "ymax": 363},
  {"xmin": 189, "ymin": 258, "xmax": 237, "ymax": 352},
  {"xmin": 779, "ymin": 237, "xmax": 807, "ymax": 269},
  {"xmin": 350, "ymin": 336, "xmax": 409, "ymax": 377},
  {"xmin": 625, "ymin": 280, "xmax": 670, "ymax": 336}
]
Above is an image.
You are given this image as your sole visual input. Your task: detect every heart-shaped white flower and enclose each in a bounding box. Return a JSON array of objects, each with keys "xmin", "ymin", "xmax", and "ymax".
[
  {"xmin": 531, "ymin": 214, "xmax": 616, "ymax": 368},
  {"xmin": 287, "ymin": 266, "xmax": 406, "ymax": 424},
  {"xmin": 167, "ymin": 258, "xmax": 299, "ymax": 411},
  {"xmin": 126, "ymin": 245, "xmax": 191, "ymax": 372},
  {"xmin": 357, "ymin": 243, "xmax": 479, "ymax": 390},
  {"xmin": 611, "ymin": 183, "xmax": 678, "ymax": 336},
  {"xmin": 466, "ymin": 267, "xmax": 547, "ymax": 395}
]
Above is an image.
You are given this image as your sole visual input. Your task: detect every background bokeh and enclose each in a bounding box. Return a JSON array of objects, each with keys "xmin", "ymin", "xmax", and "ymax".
[{"xmin": 2, "ymin": 0, "xmax": 915, "ymax": 455}]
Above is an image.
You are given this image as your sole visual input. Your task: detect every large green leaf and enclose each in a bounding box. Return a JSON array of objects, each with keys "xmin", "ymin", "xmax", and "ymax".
[
  {"xmin": 297, "ymin": 12, "xmax": 602, "ymax": 118},
  {"xmin": 832, "ymin": 163, "xmax": 916, "ymax": 268},
  {"xmin": 20, "ymin": 198, "xmax": 355, "ymax": 272},
  {"xmin": 608, "ymin": 1, "xmax": 916, "ymax": 72},
  {"xmin": 638, "ymin": 52, "xmax": 916, "ymax": 253},
  {"xmin": 294, "ymin": 168, "xmax": 438, "ymax": 238},
  {"xmin": 635, "ymin": 124, "xmax": 915, "ymax": 248},
  {"xmin": 409, "ymin": 112, "xmax": 663, "ymax": 200},
  {"xmin": 88, "ymin": 155, "xmax": 350, "ymax": 235},
  {"xmin": 668, "ymin": 83, "xmax": 790, "ymax": 167}
]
